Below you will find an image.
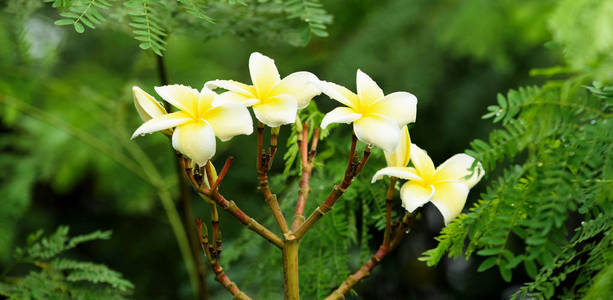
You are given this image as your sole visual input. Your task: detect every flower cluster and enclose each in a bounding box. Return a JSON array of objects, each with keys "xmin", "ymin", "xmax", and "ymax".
[{"xmin": 131, "ymin": 52, "xmax": 484, "ymax": 224}]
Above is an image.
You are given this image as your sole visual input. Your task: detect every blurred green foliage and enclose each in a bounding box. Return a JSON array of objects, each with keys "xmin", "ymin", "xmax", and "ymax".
[
  {"xmin": 1, "ymin": 0, "xmax": 612, "ymax": 299},
  {"xmin": 0, "ymin": 226, "xmax": 133, "ymax": 299}
]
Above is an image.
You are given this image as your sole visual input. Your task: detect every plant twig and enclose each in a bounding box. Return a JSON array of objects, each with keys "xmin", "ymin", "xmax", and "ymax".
[
  {"xmin": 292, "ymin": 124, "xmax": 319, "ymax": 231},
  {"xmin": 211, "ymin": 157, "xmax": 234, "ymax": 191},
  {"xmin": 294, "ymin": 135, "xmax": 370, "ymax": 240},
  {"xmin": 256, "ymin": 122, "xmax": 290, "ymax": 234},
  {"xmin": 196, "ymin": 218, "xmax": 252, "ymax": 300},
  {"xmin": 325, "ymin": 212, "xmax": 417, "ymax": 300}
]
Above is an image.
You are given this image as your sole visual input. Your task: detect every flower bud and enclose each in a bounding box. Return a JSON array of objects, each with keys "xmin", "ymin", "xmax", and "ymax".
[{"xmin": 133, "ymin": 86, "xmax": 167, "ymax": 121}]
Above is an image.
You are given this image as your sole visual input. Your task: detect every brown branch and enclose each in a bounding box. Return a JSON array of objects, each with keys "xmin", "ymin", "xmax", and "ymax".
[
  {"xmin": 256, "ymin": 122, "xmax": 290, "ymax": 234},
  {"xmin": 182, "ymin": 159, "xmax": 284, "ymax": 249},
  {"xmin": 294, "ymin": 135, "xmax": 370, "ymax": 240},
  {"xmin": 291, "ymin": 124, "xmax": 319, "ymax": 231},
  {"xmin": 325, "ymin": 212, "xmax": 417, "ymax": 300},
  {"xmin": 196, "ymin": 218, "xmax": 252, "ymax": 300}
]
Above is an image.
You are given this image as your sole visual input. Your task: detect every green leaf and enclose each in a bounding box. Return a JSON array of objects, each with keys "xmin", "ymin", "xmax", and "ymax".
[
  {"xmin": 54, "ymin": 19, "xmax": 74, "ymax": 26},
  {"xmin": 73, "ymin": 22, "xmax": 85, "ymax": 33},
  {"xmin": 478, "ymin": 257, "xmax": 498, "ymax": 272},
  {"xmin": 499, "ymin": 265, "xmax": 512, "ymax": 282}
]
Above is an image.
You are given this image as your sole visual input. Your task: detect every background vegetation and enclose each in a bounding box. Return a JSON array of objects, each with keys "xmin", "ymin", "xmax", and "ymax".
[{"xmin": 0, "ymin": 0, "xmax": 611, "ymax": 299}]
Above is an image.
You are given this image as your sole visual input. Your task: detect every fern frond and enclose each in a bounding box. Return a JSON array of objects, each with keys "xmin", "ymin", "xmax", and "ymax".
[
  {"xmin": 2, "ymin": 227, "xmax": 132, "ymax": 299},
  {"xmin": 284, "ymin": 0, "xmax": 332, "ymax": 45},
  {"xmin": 178, "ymin": 0, "xmax": 214, "ymax": 23},
  {"xmin": 43, "ymin": 0, "xmax": 72, "ymax": 9},
  {"xmin": 124, "ymin": 0, "xmax": 168, "ymax": 56},
  {"xmin": 51, "ymin": 0, "xmax": 114, "ymax": 33},
  {"xmin": 26, "ymin": 226, "xmax": 111, "ymax": 259},
  {"xmin": 52, "ymin": 259, "xmax": 134, "ymax": 291},
  {"xmin": 466, "ymin": 119, "xmax": 527, "ymax": 171}
]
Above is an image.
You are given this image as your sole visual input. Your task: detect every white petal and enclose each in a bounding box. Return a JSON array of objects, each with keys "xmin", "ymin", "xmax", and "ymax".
[
  {"xmin": 384, "ymin": 125, "xmax": 411, "ymax": 167},
  {"xmin": 249, "ymin": 52, "xmax": 280, "ymax": 96},
  {"xmin": 133, "ymin": 86, "xmax": 166, "ymax": 121},
  {"xmin": 172, "ymin": 121, "xmax": 216, "ymax": 165},
  {"xmin": 270, "ymin": 71, "xmax": 321, "ymax": 109},
  {"xmin": 155, "ymin": 85, "xmax": 199, "ymax": 116},
  {"xmin": 400, "ymin": 182, "xmax": 435, "ymax": 213},
  {"xmin": 252, "ymin": 94, "xmax": 297, "ymax": 127},
  {"xmin": 370, "ymin": 92, "xmax": 417, "ymax": 126},
  {"xmin": 204, "ymin": 80, "xmax": 256, "ymax": 98},
  {"xmin": 204, "ymin": 103, "xmax": 254, "ymax": 141},
  {"xmin": 353, "ymin": 115, "xmax": 400, "ymax": 153},
  {"xmin": 371, "ymin": 166, "xmax": 421, "ymax": 183},
  {"xmin": 131, "ymin": 111, "xmax": 191, "ymax": 139},
  {"xmin": 320, "ymin": 107, "xmax": 362, "ymax": 129},
  {"xmin": 409, "ymin": 143, "xmax": 436, "ymax": 179},
  {"xmin": 318, "ymin": 81, "xmax": 359, "ymax": 109},
  {"xmin": 434, "ymin": 154, "xmax": 484, "ymax": 188},
  {"xmin": 356, "ymin": 69, "xmax": 384, "ymax": 107},
  {"xmin": 213, "ymin": 91, "xmax": 259, "ymax": 107},
  {"xmin": 430, "ymin": 181, "xmax": 469, "ymax": 225}
]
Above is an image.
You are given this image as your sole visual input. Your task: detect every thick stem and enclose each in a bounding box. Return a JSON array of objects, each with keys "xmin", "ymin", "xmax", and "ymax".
[{"xmin": 282, "ymin": 237, "xmax": 300, "ymax": 300}]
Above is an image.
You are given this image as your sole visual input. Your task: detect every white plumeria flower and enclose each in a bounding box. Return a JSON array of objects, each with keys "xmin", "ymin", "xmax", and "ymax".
[
  {"xmin": 319, "ymin": 70, "xmax": 418, "ymax": 153},
  {"xmin": 372, "ymin": 144, "xmax": 484, "ymax": 225},
  {"xmin": 385, "ymin": 125, "xmax": 411, "ymax": 167},
  {"xmin": 131, "ymin": 85, "xmax": 253, "ymax": 165},
  {"xmin": 205, "ymin": 52, "xmax": 321, "ymax": 127}
]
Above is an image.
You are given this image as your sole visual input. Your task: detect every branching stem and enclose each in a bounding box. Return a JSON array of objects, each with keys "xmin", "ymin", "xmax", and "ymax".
[
  {"xmin": 180, "ymin": 158, "xmax": 284, "ymax": 249},
  {"xmin": 294, "ymin": 135, "xmax": 370, "ymax": 240}
]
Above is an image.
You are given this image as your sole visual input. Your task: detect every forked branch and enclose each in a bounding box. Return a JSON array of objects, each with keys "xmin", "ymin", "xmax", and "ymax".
[
  {"xmin": 294, "ymin": 135, "xmax": 371, "ymax": 240},
  {"xmin": 181, "ymin": 157, "xmax": 284, "ymax": 249}
]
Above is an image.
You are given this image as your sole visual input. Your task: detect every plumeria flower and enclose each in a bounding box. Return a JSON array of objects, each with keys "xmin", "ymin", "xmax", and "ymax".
[
  {"xmin": 131, "ymin": 85, "xmax": 253, "ymax": 165},
  {"xmin": 319, "ymin": 70, "xmax": 417, "ymax": 153},
  {"xmin": 372, "ymin": 144, "xmax": 484, "ymax": 224},
  {"xmin": 385, "ymin": 125, "xmax": 411, "ymax": 167},
  {"xmin": 205, "ymin": 52, "xmax": 321, "ymax": 127}
]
